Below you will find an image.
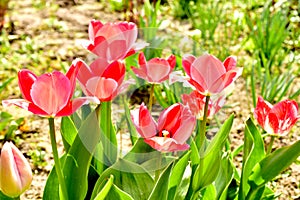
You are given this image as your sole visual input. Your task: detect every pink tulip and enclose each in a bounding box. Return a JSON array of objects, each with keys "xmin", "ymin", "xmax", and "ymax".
[
  {"xmin": 182, "ymin": 90, "xmax": 226, "ymax": 119},
  {"xmin": 76, "ymin": 57, "xmax": 126, "ymax": 102},
  {"xmin": 254, "ymin": 96, "xmax": 299, "ymax": 136},
  {"xmin": 182, "ymin": 53, "xmax": 243, "ymax": 95},
  {"xmin": 2, "ymin": 59, "xmax": 96, "ymax": 117},
  {"xmin": 82, "ymin": 20, "xmax": 148, "ymax": 62},
  {"xmin": 131, "ymin": 52, "xmax": 176, "ymax": 83},
  {"xmin": 0, "ymin": 142, "xmax": 32, "ymax": 197},
  {"xmin": 131, "ymin": 103, "xmax": 196, "ymax": 152}
]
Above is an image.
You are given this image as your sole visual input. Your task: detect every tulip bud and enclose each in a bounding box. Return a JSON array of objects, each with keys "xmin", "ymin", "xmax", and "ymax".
[{"xmin": 0, "ymin": 142, "xmax": 32, "ymax": 197}]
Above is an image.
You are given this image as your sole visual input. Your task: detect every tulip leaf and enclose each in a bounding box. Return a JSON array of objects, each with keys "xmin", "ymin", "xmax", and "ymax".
[
  {"xmin": 200, "ymin": 184, "xmax": 217, "ymax": 200},
  {"xmin": 148, "ymin": 162, "xmax": 174, "ymax": 200},
  {"xmin": 203, "ymin": 114, "xmax": 234, "ymax": 157},
  {"xmin": 215, "ymin": 153, "xmax": 234, "ymax": 200},
  {"xmin": 62, "ymin": 110, "xmax": 101, "ymax": 199},
  {"xmin": 94, "ymin": 175, "xmax": 114, "ymax": 200},
  {"xmin": 123, "ymin": 97, "xmax": 138, "ymax": 145},
  {"xmin": 91, "ymin": 158, "xmax": 154, "ymax": 200},
  {"xmin": 248, "ymin": 140, "xmax": 300, "ymax": 191},
  {"xmin": 238, "ymin": 117, "xmax": 265, "ymax": 200},
  {"xmin": 99, "ymin": 101, "xmax": 118, "ymax": 165},
  {"xmin": 60, "ymin": 116, "xmax": 77, "ymax": 151},
  {"xmin": 105, "ymin": 184, "xmax": 135, "ymax": 200},
  {"xmin": 168, "ymin": 151, "xmax": 191, "ymax": 200}
]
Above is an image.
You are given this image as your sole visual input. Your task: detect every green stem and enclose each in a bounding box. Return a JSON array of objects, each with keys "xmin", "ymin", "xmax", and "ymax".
[
  {"xmin": 266, "ymin": 135, "xmax": 275, "ymax": 154},
  {"xmin": 199, "ymin": 95, "xmax": 210, "ymax": 154},
  {"xmin": 148, "ymin": 84, "xmax": 155, "ymax": 112},
  {"xmin": 48, "ymin": 118, "xmax": 68, "ymax": 200}
]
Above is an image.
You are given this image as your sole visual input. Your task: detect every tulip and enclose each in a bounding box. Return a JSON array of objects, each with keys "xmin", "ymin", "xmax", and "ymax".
[
  {"xmin": 131, "ymin": 103, "xmax": 196, "ymax": 152},
  {"xmin": 182, "ymin": 90, "xmax": 226, "ymax": 120},
  {"xmin": 254, "ymin": 96, "xmax": 299, "ymax": 136},
  {"xmin": 182, "ymin": 53, "xmax": 243, "ymax": 95},
  {"xmin": 76, "ymin": 57, "xmax": 126, "ymax": 102},
  {"xmin": 2, "ymin": 59, "xmax": 97, "ymax": 117},
  {"xmin": 0, "ymin": 142, "xmax": 32, "ymax": 197},
  {"xmin": 131, "ymin": 52, "xmax": 176, "ymax": 84},
  {"xmin": 82, "ymin": 20, "xmax": 148, "ymax": 62}
]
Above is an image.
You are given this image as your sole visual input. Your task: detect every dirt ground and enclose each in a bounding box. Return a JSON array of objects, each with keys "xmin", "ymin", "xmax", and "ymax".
[{"xmin": 1, "ymin": 0, "xmax": 299, "ymax": 199}]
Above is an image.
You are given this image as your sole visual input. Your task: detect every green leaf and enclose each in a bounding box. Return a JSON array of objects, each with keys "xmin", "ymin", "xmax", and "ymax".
[
  {"xmin": 238, "ymin": 117, "xmax": 265, "ymax": 200},
  {"xmin": 249, "ymin": 140, "xmax": 300, "ymax": 187},
  {"xmin": 123, "ymin": 97, "xmax": 138, "ymax": 145},
  {"xmin": 201, "ymin": 184, "xmax": 216, "ymax": 200},
  {"xmin": 60, "ymin": 116, "xmax": 77, "ymax": 151},
  {"xmin": 62, "ymin": 110, "xmax": 101, "ymax": 199},
  {"xmin": 0, "ymin": 190, "xmax": 17, "ymax": 200},
  {"xmin": 91, "ymin": 158, "xmax": 154, "ymax": 200},
  {"xmin": 43, "ymin": 165, "xmax": 59, "ymax": 200},
  {"xmin": 203, "ymin": 114, "xmax": 234, "ymax": 157},
  {"xmin": 148, "ymin": 162, "xmax": 174, "ymax": 200},
  {"xmin": 94, "ymin": 175, "xmax": 114, "ymax": 200},
  {"xmin": 105, "ymin": 184, "xmax": 135, "ymax": 200},
  {"xmin": 215, "ymin": 153, "xmax": 234, "ymax": 200},
  {"xmin": 99, "ymin": 102, "xmax": 118, "ymax": 165},
  {"xmin": 168, "ymin": 151, "xmax": 191, "ymax": 200}
]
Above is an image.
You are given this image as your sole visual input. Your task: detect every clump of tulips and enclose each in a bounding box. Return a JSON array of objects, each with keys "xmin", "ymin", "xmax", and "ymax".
[{"xmin": 1, "ymin": 19, "xmax": 299, "ymax": 200}]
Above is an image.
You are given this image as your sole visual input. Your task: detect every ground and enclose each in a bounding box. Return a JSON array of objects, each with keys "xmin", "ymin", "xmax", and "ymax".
[{"xmin": 1, "ymin": 0, "xmax": 299, "ymax": 199}]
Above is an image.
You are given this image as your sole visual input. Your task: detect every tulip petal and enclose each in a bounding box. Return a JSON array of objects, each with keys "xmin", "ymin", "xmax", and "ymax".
[
  {"xmin": 223, "ymin": 56, "xmax": 237, "ymax": 71},
  {"xmin": 147, "ymin": 59, "xmax": 170, "ymax": 83},
  {"xmin": 88, "ymin": 19, "xmax": 104, "ymax": 41},
  {"xmin": 89, "ymin": 57, "xmax": 110, "ymax": 76},
  {"xmin": 2, "ymin": 99, "xmax": 49, "ymax": 116},
  {"xmin": 0, "ymin": 142, "xmax": 32, "ymax": 197},
  {"xmin": 158, "ymin": 103, "xmax": 182, "ymax": 137},
  {"xmin": 18, "ymin": 70, "xmax": 37, "ymax": 102},
  {"xmin": 209, "ymin": 68, "xmax": 242, "ymax": 93},
  {"xmin": 138, "ymin": 103, "xmax": 157, "ymax": 138},
  {"xmin": 30, "ymin": 72, "xmax": 71, "ymax": 116},
  {"xmin": 102, "ymin": 60, "xmax": 125, "ymax": 85},
  {"xmin": 108, "ymin": 40, "xmax": 127, "ymax": 61},
  {"xmin": 182, "ymin": 54, "xmax": 197, "ymax": 77},
  {"xmin": 86, "ymin": 77, "xmax": 118, "ymax": 101},
  {"xmin": 144, "ymin": 137, "xmax": 190, "ymax": 152}
]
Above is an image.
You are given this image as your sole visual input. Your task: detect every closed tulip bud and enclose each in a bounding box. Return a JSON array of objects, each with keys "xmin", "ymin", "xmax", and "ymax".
[{"xmin": 0, "ymin": 142, "xmax": 32, "ymax": 197}]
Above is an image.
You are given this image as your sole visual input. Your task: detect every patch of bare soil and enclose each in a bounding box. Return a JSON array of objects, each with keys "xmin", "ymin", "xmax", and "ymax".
[{"xmin": 1, "ymin": 0, "xmax": 299, "ymax": 199}]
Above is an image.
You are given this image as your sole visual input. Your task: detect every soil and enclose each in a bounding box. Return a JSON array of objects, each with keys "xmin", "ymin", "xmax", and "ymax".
[{"xmin": 1, "ymin": 0, "xmax": 299, "ymax": 199}]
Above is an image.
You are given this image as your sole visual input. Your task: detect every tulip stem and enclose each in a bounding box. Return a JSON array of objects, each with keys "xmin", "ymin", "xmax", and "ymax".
[
  {"xmin": 199, "ymin": 95, "xmax": 210, "ymax": 154},
  {"xmin": 266, "ymin": 135, "xmax": 275, "ymax": 154},
  {"xmin": 148, "ymin": 84, "xmax": 155, "ymax": 112},
  {"xmin": 48, "ymin": 118, "xmax": 68, "ymax": 200}
]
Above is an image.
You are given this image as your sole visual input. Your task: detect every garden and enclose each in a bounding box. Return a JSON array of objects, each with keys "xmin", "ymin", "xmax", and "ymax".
[{"xmin": 0, "ymin": 0, "xmax": 299, "ymax": 199}]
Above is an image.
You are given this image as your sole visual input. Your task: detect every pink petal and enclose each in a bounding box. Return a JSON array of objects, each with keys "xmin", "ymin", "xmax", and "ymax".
[
  {"xmin": 167, "ymin": 54, "xmax": 176, "ymax": 69},
  {"xmin": 102, "ymin": 60, "xmax": 125, "ymax": 85},
  {"xmin": 56, "ymin": 97, "xmax": 99, "ymax": 117},
  {"xmin": 66, "ymin": 58, "xmax": 83, "ymax": 96},
  {"xmin": 30, "ymin": 71, "xmax": 71, "ymax": 116},
  {"xmin": 190, "ymin": 54, "xmax": 225, "ymax": 91},
  {"xmin": 108, "ymin": 39, "xmax": 127, "ymax": 61},
  {"xmin": 223, "ymin": 56, "xmax": 237, "ymax": 71},
  {"xmin": 2, "ymin": 99, "xmax": 48, "ymax": 116},
  {"xmin": 135, "ymin": 103, "xmax": 157, "ymax": 138},
  {"xmin": 182, "ymin": 54, "xmax": 197, "ymax": 77},
  {"xmin": 89, "ymin": 57, "xmax": 110, "ymax": 76},
  {"xmin": 157, "ymin": 103, "xmax": 182, "ymax": 136},
  {"xmin": 131, "ymin": 67, "xmax": 148, "ymax": 80},
  {"xmin": 144, "ymin": 137, "xmax": 190, "ymax": 152},
  {"xmin": 254, "ymin": 96, "xmax": 273, "ymax": 129},
  {"xmin": 146, "ymin": 59, "xmax": 171, "ymax": 83},
  {"xmin": 88, "ymin": 19, "xmax": 104, "ymax": 41},
  {"xmin": 87, "ymin": 36, "xmax": 109, "ymax": 58},
  {"xmin": 18, "ymin": 70, "xmax": 37, "ymax": 102},
  {"xmin": 172, "ymin": 114, "xmax": 196, "ymax": 144},
  {"xmin": 138, "ymin": 52, "xmax": 147, "ymax": 66},
  {"xmin": 209, "ymin": 67, "xmax": 242, "ymax": 93},
  {"xmin": 86, "ymin": 77, "xmax": 118, "ymax": 101},
  {"xmin": 117, "ymin": 21, "xmax": 137, "ymax": 47}
]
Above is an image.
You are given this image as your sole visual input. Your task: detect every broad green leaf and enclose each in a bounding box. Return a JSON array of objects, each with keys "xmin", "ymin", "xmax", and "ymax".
[
  {"xmin": 63, "ymin": 110, "xmax": 101, "ymax": 199},
  {"xmin": 248, "ymin": 140, "xmax": 300, "ymax": 187},
  {"xmin": 105, "ymin": 184, "xmax": 134, "ymax": 200},
  {"xmin": 168, "ymin": 151, "xmax": 191, "ymax": 200},
  {"xmin": 94, "ymin": 175, "xmax": 114, "ymax": 200},
  {"xmin": 99, "ymin": 102, "xmax": 118, "ymax": 165},
  {"xmin": 238, "ymin": 117, "xmax": 265, "ymax": 200},
  {"xmin": 201, "ymin": 184, "xmax": 216, "ymax": 200},
  {"xmin": 215, "ymin": 153, "xmax": 234, "ymax": 200},
  {"xmin": 203, "ymin": 114, "xmax": 234, "ymax": 157},
  {"xmin": 43, "ymin": 165, "xmax": 59, "ymax": 200},
  {"xmin": 123, "ymin": 97, "xmax": 138, "ymax": 145},
  {"xmin": 91, "ymin": 158, "xmax": 154, "ymax": 200},
  {"xmin": 60, "ymin": 116, "xmax": 77, "ymax": 150},
  {"xmin": 148, "ymin": 162, "xmax": 174, "ymax": 200}
]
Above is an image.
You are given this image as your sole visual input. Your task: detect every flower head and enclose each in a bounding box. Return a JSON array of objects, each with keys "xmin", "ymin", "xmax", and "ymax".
[
  {"xmin": 182, "ymin": 53, "xmax": 242, "ymax": 95},
  {"xmin": 0, "ymin": 142, "xmax": 32, "ymax": 197},
  {"xmin": 2, "ymin": 60, "xmax": 96, "ymax": 117},
  {"xmin": 182, "ymin": 90, "xmax": 226, "ymax": 119},
  {"xmin": 131, "ymin": 103, "xmax": 196, "ymax": 152},
  {"xmin": 254, "ymin": 96, "xmax": 299, "ymax": 136},
  {"xmin": 76, "ymin": 57, "xmax": 126, "ymax": 102},
  {"xmin": 82, "ymin": 20, "xmax": 148, "ymax": 62},
  {"xmin": 131, "ymin": 52, "xmax": 176, "ymax": 84}
]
